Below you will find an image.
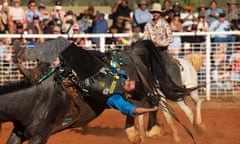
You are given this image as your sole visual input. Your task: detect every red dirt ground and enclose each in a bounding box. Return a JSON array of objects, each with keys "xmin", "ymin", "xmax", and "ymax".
[{"xmin": 1, "ymin": 97, "xmax": 240, "ymax": 144}]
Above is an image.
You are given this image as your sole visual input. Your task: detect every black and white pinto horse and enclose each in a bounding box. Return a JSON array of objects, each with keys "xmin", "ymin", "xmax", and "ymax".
[
  {"xmin": 133, "ymin": 58, "xmax": 207, "ymax": 143},
  {"xmin": 108, "ymin": 40, "xmax": 206, "ymax": 142},
  {"xmin": 0, "ymin": 38, "xmax": 201, "ymax": 144}
]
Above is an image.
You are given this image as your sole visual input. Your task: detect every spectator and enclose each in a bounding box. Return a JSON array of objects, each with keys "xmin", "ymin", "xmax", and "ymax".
[
  {"xmin": 120, "ymin": 22, "xmax": 132, "ymax": 45},
  {"xmin": 25, "ymin": 0, "xmax": 41, "ymax": 24},
  {"xmin": 172, "ymin": 2, "xmax": 181, "ymax": 14},
  {"xmin": 38, "ymin": 2, "xmax": 50, "ymax": 22},
  {"xmin": 92, "ymin": 12, "xmax": 108, "ymax": 44},
  {"xmin": 77, "ymin": 9, "xmax": 92, "ymax": 33},
  {"xmin": 68, "ymin": 23, "xmax": 83, "ymax": 46},
  {"xmin": 72, "ymin": 23, "xmax": 80, "ymax": 34},
  {"xmin": 0, "ymin": 0, "xmax": 8, "ymax": 10},
  {"xmin": 211, "ymin": 63, "xmax": 231, "ymax": 90},
  {"xmin": 162, "ymin": 0, "xmax": 172, "ymax": 12},
  {"xmin": 106, "ymin": 25, "xmax": 121, "ymax": 47},
  {"xmin": 14, "ymin": 22, "xmax": 24, "ymax": 34},
  {"xmin": 11, "ymin": 22, "xmax": 27, "ymax": 44},
  {"xmin": 27, "ymin": 15, "xmax": 43, "ymax": 34},
  {"xmin": 0, "ymin": 38, "xmax": 8, "ymax": 61},
  {"xmin": 197, "ymin": 15, "xmax": 209, "ymax": 32},
  {"xmin": 9, "ymin": 0, "xmax": 26, "ymax": 33},
  {"xmin": 182, "ymin": 17, "xmax": 205, "ymax": 43},
  {"xmin": 50, "ymin": 0, "xmax": 65, "ymax": 27},
  {"xmin": 229, "ymin": 45, "xmax": 240, "ymax": 90},
  {"xmin": 197, "ymin": 5, "xmax": 207, "ymax": 18},
  {"xmin": 162, "ymin": 0, "xmax": 172, "ymax": 22},
  {"xmin": 133, "ymin": 0, "xmax": 152, "ymax": 32},
  {"xmin": 26, "ymin": 15, "xmax": 44, "ymax": 42},
  {"xmin": 42, "ymin": 20, "xmax": 55, "ymax": 34},
  {"xmin": 0, "ymin": 1, "xmax": 10, "ymax": 33},
  {"xmin": 164, "ymin": 2, "xmax": 181, "ymax": 23},
  {"xmin": 181, "ymin": 5, "xmax": 195, "ymax": 31},
  {"xmin": 169, "ymin": 12, "xmax": 183, "ymax": 57},
  {"xmin": 204, "ymin": 0, "xmax": 223, "ymax": 25},
  {"xmin": 87, "ymin": 5, "xmax": 95, "ymax": 22},
  {"xmin": 53, "ymin": 25, "xmax": 61, "ymax": 34},
  {"xmin": 111, "ymin": 0, "xmax": 132, "ymax": 24},
  {"xmin": 231, "ymin": 12, "xmax": 240, "ymax": 41},
  {"xmin": 225, "ymin": 0, "xmax": 239, "ymax": 22},
  {"xmin": 26, "ymin": 15, "xmax": 44, "ymax": 43},
  {"xmin": 110, "ymin": 15, "xmax": 125, "ymax": 33},
  {"xmin": 186, "ymin": 17, "xmax": 198, "ymax": 32},
  {"xmin": 62, "ymin": 10, "xmax": 77, "ymax": 34},
  {"xmin": 209, "ymin": 12, "xmax": 235, "ymax": 42},
  {"xmin": 212, "ymin": 43, "xmax": 228, "ymax": 67}
]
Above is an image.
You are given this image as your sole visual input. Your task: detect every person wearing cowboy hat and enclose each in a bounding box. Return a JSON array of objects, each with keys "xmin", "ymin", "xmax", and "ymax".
[
  {"xmin": 226, "ymin": 0, "xmax": 239, "ymax": 22},
  {"xmin": 133, "ymin": 0, "xmax": 152, "ymax": 32},
  {"xmin": 143, "ymin": 3, "xmax": 183, "ymax": 87}
]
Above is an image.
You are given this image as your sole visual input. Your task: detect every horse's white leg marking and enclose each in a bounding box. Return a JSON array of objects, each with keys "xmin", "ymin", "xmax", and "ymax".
[
  {"xmin": 137, "ymin": 114, "xmax": 145, "ymax": 143},
  {"xmin": 190, "ymin": 89, "xmax": 207, "ymax": 131},
  {"xmin": 156, "ymin": 88, "xmax": 180, "ymax": 142},
  {"xmin": 161, "ymin": 102, "xmax": 180, "ymax": 142},
  {"xmin": 190, "ymin": 89, "xmax": 202, "ymax": 125},
  {"xmin": 179, "ymin": 58, "xmax": 206, "ymax": 131},
  {"xmin": 176, "ymin": 100, "xmax": 194, "ymax": 124}
]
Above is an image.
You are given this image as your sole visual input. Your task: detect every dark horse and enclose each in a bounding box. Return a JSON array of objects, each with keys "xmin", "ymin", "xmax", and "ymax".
[{"xmin": 0, "ymin": 38, "xmax": 195, "ymax": 144}]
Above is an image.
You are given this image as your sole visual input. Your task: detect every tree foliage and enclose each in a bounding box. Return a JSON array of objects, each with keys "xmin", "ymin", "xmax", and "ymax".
[{"xmin": 18, "ymin": 0, "xmax": 232, "ymax": 12}]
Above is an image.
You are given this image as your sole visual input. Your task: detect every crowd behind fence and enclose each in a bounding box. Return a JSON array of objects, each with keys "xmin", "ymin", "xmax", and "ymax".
[{"xmin": 0, "ymin": 32, "xmax": 239, "ymax": 100}]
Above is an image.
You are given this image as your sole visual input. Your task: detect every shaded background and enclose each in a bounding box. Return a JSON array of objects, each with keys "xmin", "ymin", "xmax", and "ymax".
[{"xmin": 8, "ymin": 0, "xmax": 238, "ymax": 10}]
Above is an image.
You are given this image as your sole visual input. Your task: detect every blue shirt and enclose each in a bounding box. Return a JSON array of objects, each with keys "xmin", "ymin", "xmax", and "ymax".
[
  {"xmin": 25, "ymin": 9, "xmax": 41, "ymax": 22},
  {"xmin": 209, "ymin": 20, "xmax": 230, "ymax": 38},
  {"xmin": 204, "ymin": 8, "xmax": 223, "ymax": 25},
  {"xmin": 92, "ymin": 19, "xmax": 108, "ymax": 43},
  {"xmin": 0, "ymin": 45, "xmax": 7, "ymax": 61},
  {"xmin": 107, "ymin": 93, "xmax": 136, "ymax": 117},
  {"xmin": 134, "ymin": 8, "xmax": 152, "ymax": 25}
]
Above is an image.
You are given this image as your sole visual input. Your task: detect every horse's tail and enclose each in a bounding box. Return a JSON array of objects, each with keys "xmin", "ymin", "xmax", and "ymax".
[
  {"xmin": 142, "ymin": 40, "xmax": 198, "ymax": 101},
  {"xmin": 184, "ymin": 53, "xmax": 203, "ymax": 72}
]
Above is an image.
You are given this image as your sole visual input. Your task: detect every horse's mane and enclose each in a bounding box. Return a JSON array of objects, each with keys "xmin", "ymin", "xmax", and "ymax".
[{"xmin": 131, "ymin": 40, "xmax": 194, "ymax": 101}]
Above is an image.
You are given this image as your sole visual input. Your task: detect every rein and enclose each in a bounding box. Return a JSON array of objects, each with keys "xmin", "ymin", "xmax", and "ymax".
[
  {"xmin": 36, "ymin": 66, "xmax": 83, "ymax": 133},
  {"xmin": 37, "ymin": 67, "xmax": 58, "ymax": 84}
]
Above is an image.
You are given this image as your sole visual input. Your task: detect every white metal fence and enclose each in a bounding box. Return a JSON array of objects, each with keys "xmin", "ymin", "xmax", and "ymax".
[{"xmin": 0, "ymin": 32, "xmax": 239, "ymax": 100}]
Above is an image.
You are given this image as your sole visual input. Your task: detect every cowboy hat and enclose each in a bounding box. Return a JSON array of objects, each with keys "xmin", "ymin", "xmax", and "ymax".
[
  {"xmin": 227, "ymin": 0, "xmax": 238, "ymax": 4},
  {"xmin": 150, "ymin": 3, "xmax": 162, "ymax": 13},
  {"xmin": 138, "ymin": 0, "xmax": 147, "ymax": 5}
]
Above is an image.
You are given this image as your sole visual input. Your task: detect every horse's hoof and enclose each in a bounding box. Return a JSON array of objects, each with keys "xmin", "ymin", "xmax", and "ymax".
[
  {"xmin": 198, "ymin": 123, "xmax": 207, "ymax": 132},
  {"xmin": 125, "ymin": 126, "xmax": 141, "ymax": 144},
  {"xmin": 194, "ymin": 123, "xmax": 207, "ymax": 134},
  {"xmin": 146, "ymin": 125, "xmax": 165, "ymax": 138}
]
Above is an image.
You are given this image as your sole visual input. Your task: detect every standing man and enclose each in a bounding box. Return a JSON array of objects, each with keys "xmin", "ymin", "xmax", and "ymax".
[
  {"xmin": 133, "ymin": 0, "xmax": 152, "ymax": 32},
  {"xmin": 143, "ymin": 3, "xmax": 182, "ymax": 86},
  {"xmin": 111, "ymin": 0, "xmax": 132, "ymax": 24}
]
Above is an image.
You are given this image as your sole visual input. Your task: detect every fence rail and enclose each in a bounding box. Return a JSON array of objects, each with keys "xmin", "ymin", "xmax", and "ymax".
[{"xmin": 0, "ymin": 31, "xmax": 240, "ymax": 100}]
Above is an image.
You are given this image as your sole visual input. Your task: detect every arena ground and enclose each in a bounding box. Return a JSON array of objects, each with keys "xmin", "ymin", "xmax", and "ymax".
[{"xmin": 0, "ymin": 96, "xmax": 240, "ymax": 144}]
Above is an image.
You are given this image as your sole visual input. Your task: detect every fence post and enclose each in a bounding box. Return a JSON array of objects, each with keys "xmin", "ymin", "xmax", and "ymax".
[
  {"xmin": 205, "ymin": 32, "xmax": 211, "ymax": 101},
  {"xmin": 100, "ymin": 36, "xmax": 105, "ymax": 53}
]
